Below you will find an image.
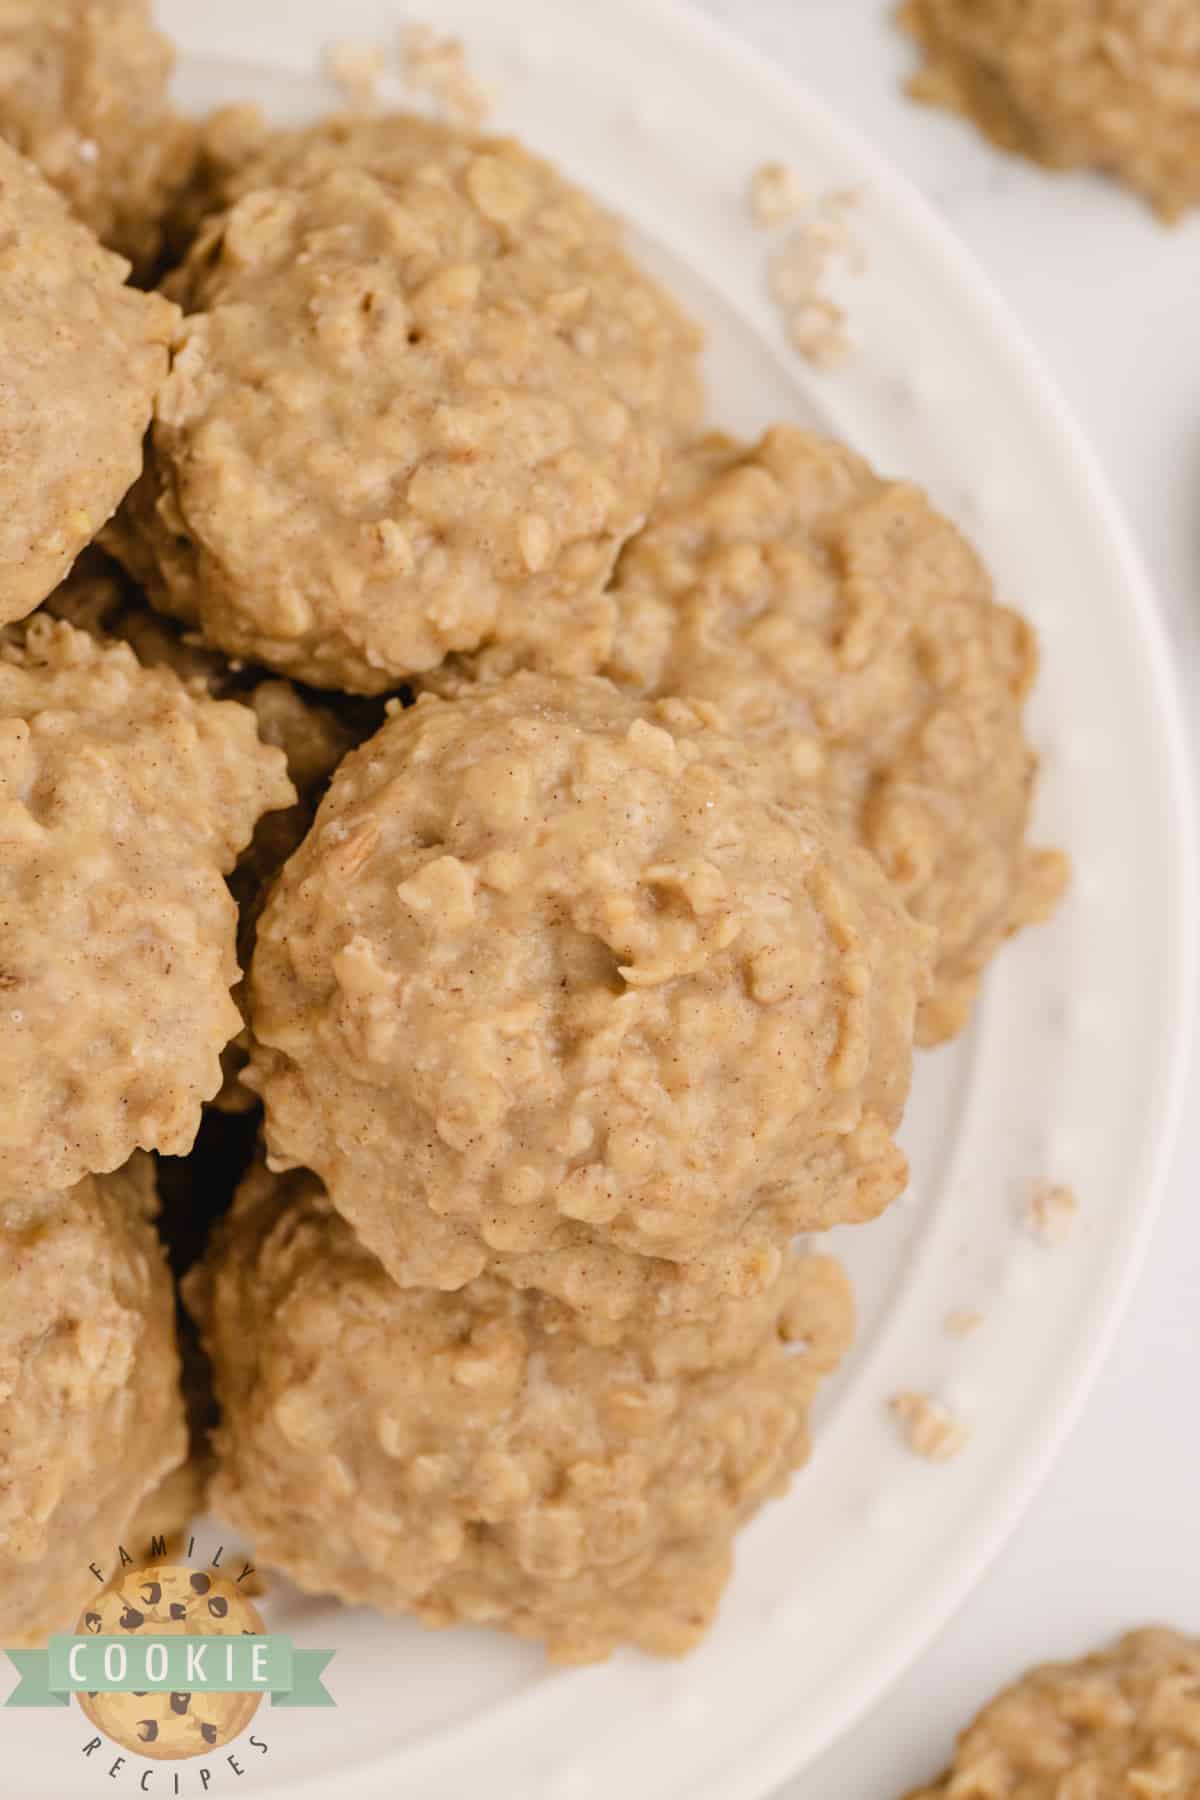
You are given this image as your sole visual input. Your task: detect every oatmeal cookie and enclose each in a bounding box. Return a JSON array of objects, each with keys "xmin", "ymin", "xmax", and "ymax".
[
  {"xmin": 898, "ymin": 0, "xmax": 1200, "ymax": 222},
  {"xmin": 600, "ymin": 429, "xmax": 1067, "ymax": 1044},
  {"xmin": 0, "ymin": 615, "xmax": 293, "ymax": 1197},
  {"xmin": 0, "ymin": 1155, "xmax": 187, "ymax": 1647},
  {"xmin": 43, "ymin": 552, "xmax": 374, "ymax": 1112},
  {"xmin": 908, "ymin": 1628, "xmax": 1200, "ymax": 1797},
  {"xmin": 247, "ymin": 673, "xmax": 928, "ymax": 1316},
  {"xmin": 187, "ymin": 1159, "xmax": 854, "ymax": 1664},
  {"xmin": 107, "ymin": 127, "xmax": 702, "ymax": 693},
  {"xmin": 0, "ymin": 141, "xmax": 177, "ymax": 626},
  {"xmin": 0, "ymin": 0, "xmax": 195, "ymax": 274}
]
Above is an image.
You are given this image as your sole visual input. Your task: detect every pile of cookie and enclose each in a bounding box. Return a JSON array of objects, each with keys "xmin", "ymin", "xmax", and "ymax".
[{"xmin": 0, "ymin": 0, "xmax": 1065, "ymax": 1663}]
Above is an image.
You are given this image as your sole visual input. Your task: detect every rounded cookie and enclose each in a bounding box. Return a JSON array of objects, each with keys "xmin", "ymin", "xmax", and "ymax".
[
  {"xmin": 41, "ymin": 553, "xmax": 375, "ymax": 1113},
  {"xmin": 168, "ymin": 110, "xmax": 701, "ymax": 453},
  {"xmin": 0, "ymin": 615, "xmax": 293, "ymax": 1197},
  {"xmin": 108, "ymin": 128, "xmax": 702, "ymax": 692},
  {"xmin": 247, "ymin": 672, "xmax": 928, "ymax": 1316},
  {"xmin": 0, "ymin": 1155, "xmax": 187, "ymax": 1647},
  {"xmin": 601, "ymin": 428, "xmax": 1067, "ymax": 1044},
  {"xmin": 76, "ymin": 1566, "xmax": 264, "ymax": 1759},
  {"xmin": 0, "ymin": 0, "xmax": 195, "ymax": 274},
  {"xmin": 187, "ymin": 1160, "xmax": 855, "ymax": 1664},
  {"xmin": 898, "ymin": 0, "xmax": 1200, "ymax": 224},
  {"xmin": 0, "ymin": 141, "xmax": 177, "ymax": 625},
  {"xmin": 907, "ymin": 1627, "xmax": 1200, "ymax": 1797}
]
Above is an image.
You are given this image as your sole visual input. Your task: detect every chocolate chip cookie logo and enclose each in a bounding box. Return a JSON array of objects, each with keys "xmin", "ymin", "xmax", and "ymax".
[
  {"xmin": 75, "ymin": 1566, "xmax": 267, "ymax": 1760},
  {"xmin": 4, "ymin": 1555, "xmax": 335, "ymax": 1787}
]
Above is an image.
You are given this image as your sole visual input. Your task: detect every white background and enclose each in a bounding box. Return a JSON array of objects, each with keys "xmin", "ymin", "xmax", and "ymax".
[{"xmin": 680, "ymin": 4, "xmax": 1200, "ymax": 1795}]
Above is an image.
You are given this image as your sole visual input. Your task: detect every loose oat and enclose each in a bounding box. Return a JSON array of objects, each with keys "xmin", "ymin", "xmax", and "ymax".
[
  {"xmin": 1026, "ymin": 1180, "xmax": 1080, "ymax": 1247},
  {"xmin": 749, "ymin": 159, "xmax": 807, "ymax": 225},
  {"xmin": 766, "ymin": 186, "xmax": 865, "ymax": 368},
  {"xmin": 401, "ymin": 23, "xmax": 494, "ymax": 128},
  {"xmin": 0, "ymin": 614, "xmax": 292, "ymax": 1196},
  {"xmin": 188, "ymin": 1159, "xmax": 855, "ymax": 1663},
  {"xmin": 946, "ymin": 1307, "xmax": 987, "ymax": 1337},
  {"xmin": 891, "ymin": 1390, "xmax": 970, "ymax": 1462},
  {"xmin": 0, "ymin": 0, "xmax": 196, "ymax": 275},
  {"xmin": 906, "ymin": 1628, "xmax": 1200, "ymax": 1797},
  {"xmin": 898, "ymin": 0, "xmax": 1200, "ymax": 223}
]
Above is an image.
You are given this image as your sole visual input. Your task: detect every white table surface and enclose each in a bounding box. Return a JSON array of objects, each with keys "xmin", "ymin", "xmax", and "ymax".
[{"xmin": 681, "ymin": 3, "xmax": 1200, "ymax": 1795}]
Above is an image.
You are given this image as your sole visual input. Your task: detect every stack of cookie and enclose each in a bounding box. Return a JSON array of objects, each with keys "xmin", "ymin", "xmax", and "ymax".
[{"xmin": 0, "ymin": 0, "xmax": 1064, "ymax": 1661}]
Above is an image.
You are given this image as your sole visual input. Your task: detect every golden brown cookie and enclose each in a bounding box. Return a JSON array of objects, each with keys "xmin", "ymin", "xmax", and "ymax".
[
  {"xmin": 0, "ymin": 141, "xmax": 177, "ymax": 626},
  {"xmin": 596, "ymin": 429, "xmax": 1066, "ymax": 1044},
  {"xmin": 908, "ymin": 1628, "xmax": 1200, "ymax": 1797},
  {"xmin": 0, "ymin": 1156, "xmax": 187, "ymax": 1647},
  {"xmin": 0, "ymin": 0, "xmax": 195, "ymax": 274},
  {"xmin": 247, "ymin": 673, "xmax": 929, "ymax": 1316},
  {"xmin": 187, "ymin": 1159, "xmax": 854, "ymax": 1664},
  {"xmin": 41, "ymin": 551, "xmax": 377, "ymax": 1114},
  {"xmin": 898, "ymin": 0, "xmax": 1200, "ymax": 222},
  {"xmin": 107, "ymin": 126, "xmax": 702, "ymax": 693},
  {"xmin": 0, "ymin": 615, "xmax": 293, "ymax": 1196}
]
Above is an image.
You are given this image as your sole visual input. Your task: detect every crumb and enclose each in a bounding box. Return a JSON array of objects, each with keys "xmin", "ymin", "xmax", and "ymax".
[
  {"xmin": 891, "ymin": 1390, "xmax": 970, "ymax": 1463},
  {"xmin": 749, "ymin": 160, "xmax": 807, "ymax": 225},
  {"xmin": 765, "ymin": 186, "xmax": 865, "ymax": 370},
  {"xmin": 945, "ymin": 1307, "xmax": 986, "ymax": 1338},
  {"xmin": 1025, "ymin": 1181, "xmax": 1079, "ymax": 1248},
  {"xmin": 785, "ymin": 296, "xmax": 856, "ymax": 369},
  {"xmin": 401, "ymin": 23, "xmax": 494, "ymax": 127},
  {"xmin": 326, "ymin": 40, "xmax": 388, "ymax": 111}
]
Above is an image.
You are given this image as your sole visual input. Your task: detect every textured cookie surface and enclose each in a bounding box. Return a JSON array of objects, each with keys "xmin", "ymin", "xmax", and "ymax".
[
  {"xmin": 0, "ymin": 615, "xmax": 293, "ymax": 1196},
  {"xmin": 602, "ymin": 429, "xmax": 1066, "ymax": 1043},
  {"xmin": 248, "ymin": 672, "xmax": 927, "ymax": 1316},
  {"xmin": 0, "ymin": 1157, "xmax": 187, "ymax": 1646},
  {"xmin": 0, "ymin": 140, "xmax": 177, "ymax": 625},
  {"xmin": 908, "ymin": 1628, "xmax": 1200, "ymax": 1797},
  {"xmin": 189, "ymin": 1160, "xmax": 855, "ymax": 1664}
]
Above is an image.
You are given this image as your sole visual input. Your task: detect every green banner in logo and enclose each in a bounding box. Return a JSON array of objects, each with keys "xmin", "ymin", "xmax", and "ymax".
[
  {"xmin": 4, "ymin": 1637, "xmax": 335, "ymax": 1708},
  {"xmin": 3, "ymin": 1650, "xmax": 70, "ymax": 1709}
]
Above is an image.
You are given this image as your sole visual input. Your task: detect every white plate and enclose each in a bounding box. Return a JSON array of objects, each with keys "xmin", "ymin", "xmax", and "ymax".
[{"xmin": 11, "ymin": 2, "xmax": 1196, "ymax": 1795}]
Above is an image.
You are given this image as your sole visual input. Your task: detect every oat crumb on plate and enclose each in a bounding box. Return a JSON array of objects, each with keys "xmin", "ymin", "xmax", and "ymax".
[
  {"xmin": 748, "ymin": 159, "xmax": 807, "ymax": 224},
  {"xmin": 401, "ymin": 22, "xmax": 494, "ymax": 127},
  {"xmin": 1026, "ymin": 1180, "xmax": 1080, "ymax": 1247},
  {"xmin": 891, "ymin": 1391, "xmax": 971, "ymax": 1462},
  {"xmin": 945, "ymin": 1308, "xmax": 987, "ymax": 1338},
  {"xmin": 766, "ymin": 186, "xmax": 866, "ymax": 368},
  {"xmin": 325, "ymin": 40, "xmax": 389, "ymax": 111}
]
